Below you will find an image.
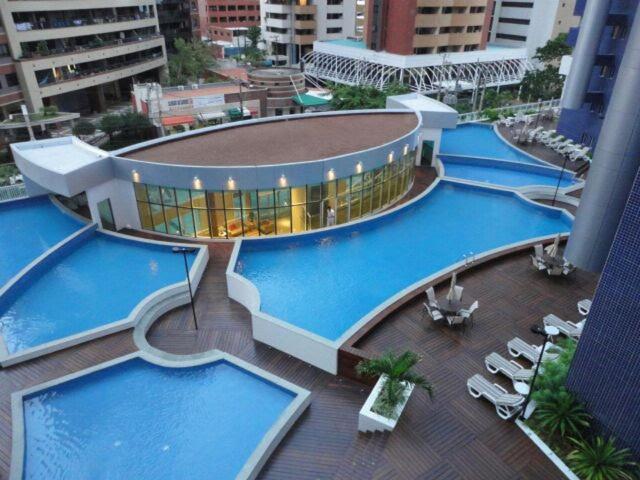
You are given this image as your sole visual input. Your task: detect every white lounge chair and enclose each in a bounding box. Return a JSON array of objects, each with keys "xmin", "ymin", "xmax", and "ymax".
[
  {"xmin": 546, "ymin": 135, "xmax": 566, "ymax": 148},
  {"xmin": 423, "ymin": 303, "xmax": 444, "ymax": 322},
  {"xmin": 554, "ymin": 139, "xmax": 574, "ymax": 153},
  {"xmin": 485, "ymin": 352, "xmax": 534, "ymax": 382},
  {"xmin": 425, "ymin": 287, "xmax": 438, "ymax": 307},
  {"xmin": 577, "ymin": 299, "xmax": 592, "ymax": 316},
  {"xmin": 570, "ymin": 146, "xmax": 590, "ymax": 162},
  {"xmin": 543, "ymin": 314, "xmax": 585, "ymax": 340},
  {"xmin": 467, "ymin": 374, "xmax": 525, "ymax": 420},
  {"xmin": 507, "ymin": 337, "xmax": 560, "ymax": 363}
]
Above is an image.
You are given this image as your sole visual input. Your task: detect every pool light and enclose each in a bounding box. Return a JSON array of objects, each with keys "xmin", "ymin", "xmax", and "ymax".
[
  {"xmin": 131, "ymin": 169, "xmax": 140, "ymax": 183},
  {"xmin": 355, "ymin": 161, "xmax": 363, "ymax": 174},
  {"xmin": 192, "ymin": 176, "xmax": 203, "ymax": 190}
]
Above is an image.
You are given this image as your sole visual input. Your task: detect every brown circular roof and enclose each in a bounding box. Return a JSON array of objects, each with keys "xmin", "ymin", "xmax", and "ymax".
[{"xmin": 121, "ymin": 112, "xmax": 418, "ymax": 167}]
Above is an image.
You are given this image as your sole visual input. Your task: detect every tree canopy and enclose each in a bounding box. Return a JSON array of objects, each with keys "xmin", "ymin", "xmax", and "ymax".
[
  {"xmin": 329, "ymin": 83, "xmax": 411, "ymax": 110},
  {"xmin": 166, "ymin": 38, "xmax": 215, "ymax": 86},
  {"xmin": 534, "ymin": 33, "xmax": 572, "ymax": 64},
  {"xmin": 520, "ymin": 34, "xmax": 573, "ymax": 102}
]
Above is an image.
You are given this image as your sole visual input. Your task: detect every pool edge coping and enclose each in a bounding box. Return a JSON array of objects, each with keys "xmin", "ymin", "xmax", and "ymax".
[{"xmin": 9, "ymin": 350, "xmax": 311, "ymax": 480}]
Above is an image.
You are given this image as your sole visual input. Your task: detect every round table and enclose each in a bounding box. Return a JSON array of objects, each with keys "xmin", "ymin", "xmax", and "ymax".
[
  {"xmin": 513, "ymin": 381, "xmax": 530, "ymax": 396},
  {"xmin": 437, "ymin": 298, "xmax": 469, "ymax": 315}
]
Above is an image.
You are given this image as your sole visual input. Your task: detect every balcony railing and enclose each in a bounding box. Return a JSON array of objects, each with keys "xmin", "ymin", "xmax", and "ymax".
[
  {"xmin": 457, "ymin": 99, "xmax": 560, "ymax": 124},
  {"xmin": 14, "ymin": 13, "xmax": 154, "ymax": 32},
  {"xmin": 20, "ymin": 34, "xmax": 162, "ymax": 60}
]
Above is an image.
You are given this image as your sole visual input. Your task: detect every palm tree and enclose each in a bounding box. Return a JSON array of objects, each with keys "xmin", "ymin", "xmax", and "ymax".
[{"xmin": 356, "ymin": 351, "xmax": 433, "ymax": 419}]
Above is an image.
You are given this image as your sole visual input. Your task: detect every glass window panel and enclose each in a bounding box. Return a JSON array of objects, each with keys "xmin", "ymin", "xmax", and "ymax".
[
  {"xmin": 137, "ymin": 201, "xmax": 153, "ymax": 229},
  {"xmin": 175, "ymin": 188, "xmax": 191, "ymax": 208},
  {"xmin": 307, "ymin": 202, "xmax": 321, "ymax": 230},
  {"xmin": 242, "ymin": 190, "xmax": 257, "ymax": 209},
  {"xmin": 337, "ymin": 178, "xmax": 349, "ymax": 195},
  {"xmin": 276, "ymin": 206, "xmax": 291, "ymax": 234},
  {"xmin": 193, "ymin": 209, "xmax": 211, "ymax": 237},
  {"xmin": 258, "ymin": 189, "xmax": 274, "ymax": 208},
  {"xmin": 224, "ymin": 191, "xmax": 242, "ymax": 209},
  {"xmin": 374, "ymin": 167, "xmax": 384, "ymax": 184},
  {"xmin": 178, "ymin": 208, "xmax": 195, "ymax": 237},
  {"xmin": 361, "ymin": 187, "xmax": 372, "ymax": 216},
  {"xmin": 307, "ymin": 184, "xmax": 321, "ymax": 202},
  {"xmin": 191, "ymin": 190, "xmax": 207, "ymax": 209},
  {"xmin": 275, "ymin": 188, "xmax": 290, "ymax": 207},
  {"xmin": 225, "ymin": 209, "xmax": 243, "ymax": 237},
  {"xmin": 150, "ymin": 204, "xmax": 167, "ymax": 233},
  {"xmin": 291, "ymin": 186, "xmax": 306, "ymax": 205},
  {"xmin": 242, "ymin": 209, "xmax": 259, "ymax": 237},
  {"xmin": 372, "ymin": 184, "xmax": 382, "ymax": 211},
  {"xmin": 363, "ymin": 171, "xmax": 373, "ymax": 189},
  {"xmin": 147, "ymin": 185, "xmax": 162, "ymax": 204},
  {"xmin": 209, "ymin": 210, "xmax": 227, "ymax": 238},
  {"xmin": 258, "ymin": 207, "xmax": 275, "ymax": 235},
  {"xmin": 134, "ymin": 183, "xmax": 148, "ymax": 202},
  {"xmin": 351, "ymin": 174, "xmax": 363, "ymax": 192},
  {"xmin": 291, "ymin": 205, "xmax": 306, "ymax": 233},
  {"xmin": 161, "ymin": 187, "xmax": 177, "ymax": 206},
  {"xmin": 322, "ymin": 180, "xmax": 336, "ymax": 200},
  {"xmin": 336, "ymin": 193, "xmax": 349, "ymax": 224},
  {"xmin": 350, "ymin": 190, "xmax": 362, "ymax": 219},
  {"xmin": 207, "ymin": 191, "xmax": 225, "ymax": 209},
  {"xmin": 164, "ymin": 206, "xmax": 180, "ymax": 235}
]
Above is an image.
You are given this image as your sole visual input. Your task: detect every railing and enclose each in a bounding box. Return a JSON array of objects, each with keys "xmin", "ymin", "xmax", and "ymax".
[
  {"xmin": 20, "ymin": 34, "xmax": 162, "ymax": 60},
  {"xmin": 0, "ymin": 184, "xmax": 27, "ymax": 202},
  {"xmin": 14, "ymin": 14, "xmax": 155, "ymax": 32},
  {"xmin": 458, "ymin": 99, "xmax": 561, "ymax": 124}
]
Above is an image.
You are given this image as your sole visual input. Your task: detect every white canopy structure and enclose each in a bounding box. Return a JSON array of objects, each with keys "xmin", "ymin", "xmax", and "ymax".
[{"xmin": 303, "ymin": 41, "xmax": 533, "ymax": 95}]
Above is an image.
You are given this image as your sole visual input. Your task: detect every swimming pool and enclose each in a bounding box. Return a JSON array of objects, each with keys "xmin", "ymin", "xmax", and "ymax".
[
  {"xmin": 0, "ymin": 196, "xmax": 84, "ymax": 287},
  {"xmin": 0, "ymin": 231, "xmax": 196, "ymax": 356},
  {"xmin": 17, "ymin": 355, "xmax": 303, "ymax": 480},
  {"xmin": 441, "ymin": 123, "xmax": 546, "ymax": 166},
  {"xmin": 235, "ymin": 181, "xmax": 572, "ymax": 342},
  {"xmin": 441, "ymin": 155, "xmax": 576, "ymax": 188}
]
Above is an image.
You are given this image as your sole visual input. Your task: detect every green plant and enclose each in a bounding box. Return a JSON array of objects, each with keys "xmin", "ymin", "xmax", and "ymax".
[
  {"xmin": 328, "ymin": 82, "xmax": 410, "ymax": 110},
  {"xmin": 166, "ymin": 38, "xmax": 215, "ymax": 86},
  {"xmin": 532, "ymin": 338, "xmax": 576, "ymax": 399},
  {"xmin": 567, "ymin": 436, "xmax": 637, "ymax": 480},
  {"xmin": 36, "ymin": 41, "xmax": 49, "ymax": 56},
  {"xmin": 72, "ymin": 119, "xmax": 96, "ymax": 137},
  {"xmin": 483, "ymin": 108, "xmax": 499, "ymax": 122},
  {"xmin": 356, "ymin": 351, "xmax": 433, "ymax": 419},
  {"xmin": 39, "ymin": 105, "xmax": 58, "ymax": 118},
  {"xmin": 532, "ymin": 388, "xmax": 591, "ymax": 439}
]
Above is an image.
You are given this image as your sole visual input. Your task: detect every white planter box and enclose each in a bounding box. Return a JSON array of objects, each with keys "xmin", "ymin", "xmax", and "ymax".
[{"xmin": 358, "ymin": 375, "xmax": 415, "ymax": 433}]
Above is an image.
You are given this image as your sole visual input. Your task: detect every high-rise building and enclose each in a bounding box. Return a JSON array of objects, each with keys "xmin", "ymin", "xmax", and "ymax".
[
  {"xmin": 0, "ymin": 21, "xmax": 23, "ymax": 117},
  {"xmin": 557, "ymin": 0, "xmax": 638, "ymax": 148},
  {"xmin": 364, "ymin": 0, "xmax": 490, "ymax": 55},
  {"xmin": 562, "ymin": 0, "xmax": 640, "ymax": 272},
  {"xmin": 566, "ymin": 166, "xmax": 640, "ymax": 457},
  {"xmin": 488, "ymin": 0, "xmax": 580, "ymax": 58},
  {"xmin": 156, "ymin": 0, "xmax": 193, "ymax": 50},
  {"xmin": 0, "ymin": 1, "xmax": 167, "ymax": 114},
  {"xmin": 261, "ymin": 0, "xmax": 357, "ymax": 66},
  {"xmin": 205, "ymin": 0, "xmax": 261, "ymax": 43}
]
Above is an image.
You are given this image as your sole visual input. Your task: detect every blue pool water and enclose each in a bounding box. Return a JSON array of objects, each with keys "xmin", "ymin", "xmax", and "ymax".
[
  {"xmin": 22, "ymin": 357, "xmax": 296, "ymax": 479},
  {"xmin": 441, "ymin": 123, "xmax": 546, "ymax": 166},
  {"xmin": 0, "ymin": 232, "xmax": 194, "ymax": 354},
  {"xmin": 236, "ymin": 182, "xmax": 572, "ymax": 341},
  {"xmin": 0, "ymin": 197, "xmax": 83, "ymax": 287},
  {"xmin": 442, "ymin": 157, "xmax": 575, "ymax": 188}
]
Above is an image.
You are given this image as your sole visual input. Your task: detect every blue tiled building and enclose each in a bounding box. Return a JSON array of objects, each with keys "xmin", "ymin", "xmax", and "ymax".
[
  {"xmin": 557, "ymin": 0, "xmax": 639, "ymax": 146},
  {"xmin": 566, "ymin": 166, "xmax": 640, "ymax": 456}
]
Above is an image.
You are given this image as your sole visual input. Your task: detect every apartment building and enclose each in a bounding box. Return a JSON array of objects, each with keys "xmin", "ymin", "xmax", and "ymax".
[
  {"xmin": 261, "ymin": 0, "xmax": 357, "ymax": 66},
  {"xmin": 364, "ymin": 0, "xmax": 490, "ymax": 55},
  {"xmin": 156, "ymin": 0, "xmax": 194, "ymax": 49},
  {"xmin": 0, "ymin": 23, "xmax": 23, "ymax": 116},
  {"xmin": 206, "ymin": 0, "xmax": 260, "ymax": 42},
  {"xmin": 488, "ymin": 0, "xmax": 580, "ymax": 58},
  {"xmin": 0, "ymin": 0, "xmax": 167, "ymax": 114}
]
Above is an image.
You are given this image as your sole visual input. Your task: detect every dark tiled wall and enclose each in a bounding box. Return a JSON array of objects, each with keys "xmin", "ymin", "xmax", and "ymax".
[{"xmin": 566, "ymin": 166, "xmax": 640, "ymax": 456}]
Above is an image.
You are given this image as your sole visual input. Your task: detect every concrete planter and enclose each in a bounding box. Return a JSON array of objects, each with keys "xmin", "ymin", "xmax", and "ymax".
[{"xmin": 358, "ymin": 375, "xmax": 415, "ymax": 433}]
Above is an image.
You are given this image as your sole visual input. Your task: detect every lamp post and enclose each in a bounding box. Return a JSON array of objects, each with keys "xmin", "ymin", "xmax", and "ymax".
[
  {"xmin": 551, "ymin": 153, "xmax": 569, "ymax": 206},
  {"xmin": 519, "ymin": 324, "xmax": 560, "ymax": 419},
  {"xmin": 172, "ymin": 246, "xmax": 199, "ymax": 330},
  {"xmin": 534, "ymin": 97, "xmax": 543, "ymax": 129}
]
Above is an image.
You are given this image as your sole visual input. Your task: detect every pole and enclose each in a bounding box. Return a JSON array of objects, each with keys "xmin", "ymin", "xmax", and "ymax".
[
  {"xmin": 238, "ymin": 79, "xmax": 244, "ymax": 118},
  {"xmin": 534, "ymin": 98, "xmax": 542, "ymax": 129},
  {"xmin": 21, "ymin": 104, "xmax": 35, "ymax": 141},
  {"xmin": 519, "ymin": 333, "xmax": 550, "ymax": 419},
  {"xmin": 551, "ymin": 154, "xmax": 569, "ymax": 206},
  {"xmin": 182, "ymin": 250, "xmax": 199, "ymax": 330}
]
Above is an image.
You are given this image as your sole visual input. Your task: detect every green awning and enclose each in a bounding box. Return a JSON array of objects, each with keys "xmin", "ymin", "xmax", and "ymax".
[{"xmin": 292, "ymin": 93, "xmax": 330, "ymax": 107}]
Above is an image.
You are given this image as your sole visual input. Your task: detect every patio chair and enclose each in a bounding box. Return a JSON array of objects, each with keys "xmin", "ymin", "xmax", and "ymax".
[
  {"xmin": 547, "ymin": 264, "xmax": 565, "ymax": 276},
  {"xmin": 507, "ymin": 337, "xmax": 560, "ymax": 363},
  {"xmin": 543, "ymin": 314, "xmax": 585, "ymax": 340},
  {"xmin": 423, "ymin": 303, "xmax": 444, "ymax": 322},
  {"xmin": 577, "ymin": 299, "xmax": 592, "ymax": 316},
  {"xmin": 485, "ymin": 352, "xmax": 534, "ymax": 382},
  {"xmin": 451, "ymin": 285, "xmax": 464, "ymax": 302},
  {"xmin": 460, "ymin": 300, "xmax": 479, "ymax": 326},
  {"xmin": 467, "ymin": 374, "xmax": 525, "ymax": 420},
  {"xmin": 425, "ymin": 286, "xmax": 438, "ymax": 307},
  {"xmin": 531, "ymin": 254, "xmax": 546, "ymax": 271},
  {"xmin": 447, "ymin": 315, "xmax": 465, "ymax": 328},
  {"xmin": 562, "ymin": 263, "xmax": 576, "ymax": 276}
]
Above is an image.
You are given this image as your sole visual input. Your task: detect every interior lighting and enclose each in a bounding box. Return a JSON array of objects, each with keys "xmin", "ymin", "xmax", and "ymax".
[
  {"xmin": 327, "ymin": 168, "xmax": 335, "ymax": 180},
  {"xmin": 192, "ymin": 176, "xmax": 203, "ymax": 190},
  {"xmin": 131, "ymin": 169, "xmax": 140, "ymax": 183},
  {"xmin": 388, "ymin": 152, "xmax": 394, "ymax": 163},
  {"xmin": 355, "ymin": 161, "xmax": 363, "ymax": 174},
  {"xmin": 279, "ymin": 174, "xmax": 288, "ymax": 187},
  {"xmin": 227, "ymin": 176, "xmax": 236, "ymax": 189}
]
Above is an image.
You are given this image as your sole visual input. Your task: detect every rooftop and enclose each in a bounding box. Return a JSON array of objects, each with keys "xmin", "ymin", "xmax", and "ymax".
[{"xmin": 121, "ymin": 112, "xmax": 418, "ymax": 167}]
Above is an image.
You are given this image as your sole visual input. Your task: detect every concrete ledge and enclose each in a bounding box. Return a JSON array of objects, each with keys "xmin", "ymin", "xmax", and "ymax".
[
  {"xmin": 10, "ymin": 349, "xmax": 310, "ymax": 480},
  {"xmin": 358, "ymin": 375, "xmax": 414, "ymax": 433}
]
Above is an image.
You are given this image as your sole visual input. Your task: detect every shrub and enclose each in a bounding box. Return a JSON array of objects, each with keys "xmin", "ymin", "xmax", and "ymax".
[
  {"xmin": 483, "ymin": 108, "xmax": 500, "ymax": 122},
  {"xmin": 72, "ymin": 120, "xmax": 96, "ymax": 137},
  {"xmin": 532, "ymin": 388, "xmax": 590, "ymax": 440},
  {"xmin": 356, "ymin": 351, "xmax": 433, "ymax": 419},
  {"xmin": 567, "ymin": 436, "xmax": 638, "ymax": 480}
]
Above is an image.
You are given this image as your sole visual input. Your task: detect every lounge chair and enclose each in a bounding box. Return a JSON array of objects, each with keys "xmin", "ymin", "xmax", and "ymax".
[
  {"xmin": 543, "ymin": 314, "xmax": 584, "ymax": 340},
  {"xmin": 425, "ymin": 286, "xmax": 438, "ymax": 307},
  {"xmin": 507, "ymin": 337, "xmax": 560, "ymax": 363},
  {"xmin": 467, "ymin": 374, "xmax": 525, "ymax": 420},
  {"xmin": 485, "ymin": 352, "xmax": 534, "ymax": 382},
  {"xmin": 569, "ymin": 146, "xmax": 590, "ymax": 162},
  {"xmin": 577, "ymin": 299, "xmax": 592, "ymax": 316},
  {"xmin": 423, "ymin": 303, "xmax": 444, "ymax": 322}
]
